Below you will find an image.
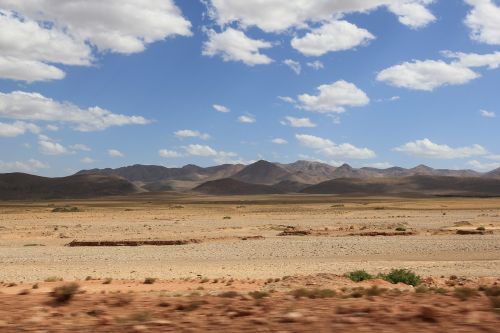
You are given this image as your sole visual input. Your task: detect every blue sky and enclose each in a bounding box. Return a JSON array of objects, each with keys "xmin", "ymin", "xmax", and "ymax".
[{"xmin": 1, "ymin": 0, "xmax": 500, "ymax": 176}]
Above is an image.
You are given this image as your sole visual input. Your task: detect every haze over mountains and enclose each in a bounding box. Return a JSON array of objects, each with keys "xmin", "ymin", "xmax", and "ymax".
[{"xmin": 1, "ymin": 160, "xmax": 500, "ymax": 199}]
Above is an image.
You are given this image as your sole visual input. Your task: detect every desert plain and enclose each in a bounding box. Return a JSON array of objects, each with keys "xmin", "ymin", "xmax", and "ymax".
[{"xmin": 0, "ymin": 194, "xmax": 499, "ymax": 332}]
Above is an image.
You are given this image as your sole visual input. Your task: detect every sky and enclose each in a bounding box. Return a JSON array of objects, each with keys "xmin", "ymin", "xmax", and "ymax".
[{"xmin": 0, "ymin": 0, "xmax": 500, "ymax": 176}]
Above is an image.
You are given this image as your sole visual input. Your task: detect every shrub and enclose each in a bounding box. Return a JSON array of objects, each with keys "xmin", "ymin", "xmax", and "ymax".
[
  {"xmin": 476, "ymin": 226, "xmax": 486, "ymax": 231},
  {"xmin": 102, "ymin": 278, "xmax": 112, "ymax": 285},
  {"xmin": 223, "ymin": 216, "xmax": 231, "ymax": 220},
  {"xmin": 379, "ymin": 269, "xmax": 421, "ymax": 286},
  {"xmin": 482, "ymin": 286, "xmax": 500, "ymax": 297},
  {"xmin": 52, "ymin": 206, "xmax": 80, "ymax": 213},
  {"xmin": 44, "ymin": 276, "xmax": 63, "ymax": 282},
  {"xmin": 365, "ymin": 286, "xmax": 385, "ymax": 297},
  {"xmin": 144, "ymin": 277, "xmax": 156, "ymax": 285},
  {"xmin": 128, "ymin": 311, "xmax": 152, "ymax": 322},
  {"xmin": 218, "ymin": 291, "xmax": 240, "ymax": 298},
  {"xmin": 291, "ymin": 288, "xmax": 336, "ymax": 299},
  {"xmin": 51, "ymin": 283, "xmax": 79, "ymax": 304},
  {"xmin": 395, "ymin": 227, "xmax": 406, "ymax": 232},
  {"xmin": 454, "ymin": 287, "xmax": 477, "ymax": 301},
  {"xmin": 248, "ymin": 291, "xmax": 269, "ymax": 299},
  {"xmin": 346, "ymin": 270, "xmax": 373, "ymax": 282}
]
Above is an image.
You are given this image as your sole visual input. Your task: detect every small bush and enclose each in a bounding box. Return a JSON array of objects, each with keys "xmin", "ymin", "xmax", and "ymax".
[
  {"xmin": 346, "ymin": 270, "xmax": 373, "ymax": 282},
  {"xmin": 218, "ymin": 291, "xmax": 240, "ymax": 298},
  {"xmin": 291, "ymin": 288, "xmax": 336, "ymax": 299},
  {"xmin": 128, "ymin": 311, "xmax": 152, "ymax": 322},
  {"xmin": 454, "ymin": 287, "xmax": 477, "ymax": 301},
  {"xmin": 379, "ymin": 269, "xmax": 421, "ymax": 286},
  {"xmin": 476, "ymin": 226, "xmax": 486, "ymax": 231},
  {"xmin": 223, "ymin": 216, "xmax": 231, "ymax": 220},
  {"xmin": 32, "ymin": 283, "xmax": 39, "ymax": 289},
  {"xmin": 482, "ymin": 286, "xmax": 500, "ymax": 297},
  {"xmin": 144, "ymin": 277, "xmax": 156, "ymax": 285},
  {"xmin": 51, "ymin": 283, "xmax": 79, "ymax": 304},
  {"xmin": 365, "ymin": 286, "xmax": 385, "ymax": 297},
  {"xmin": 102, "ymin": 278, "xmax": 112, "ymax": 285},
  {"xmin": 395, "ymin": 227, "xmax": 406, "ymax": 232},
  {"xmin": 249, "ymin": 291, "xmax": 269, "ymax": 299},
  {"xmin": 52, "ymin": 206, "xmax": 80, "ymax": 213},
  {"xmin": 490, "ymin": 296, "xmax": 500, "ymax": 309}
]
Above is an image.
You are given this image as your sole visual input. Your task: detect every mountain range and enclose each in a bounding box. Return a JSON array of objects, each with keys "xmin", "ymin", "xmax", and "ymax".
[{"xmin": 1, "ymin": 160, "xmax": 499, "ymax": 199}]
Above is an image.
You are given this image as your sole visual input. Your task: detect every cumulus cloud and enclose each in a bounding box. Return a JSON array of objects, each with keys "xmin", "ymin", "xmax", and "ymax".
[
  {"xmin": 0, "ymin": 121, "xmax": 40, "ymax": 137},
  {"xmin": 184, "ymin": 144, "xmax": 237, "ymax": 161},
  {"xmin": 38, "ymin": 138, "xmax": 68, "ymax": 155},
  {"xmin": 205, "ymin": 0, "xmax": 436, "ymax": 33},
  {"xmin": 213, "ymin": 104, "xmax": 230, "ymax": 113},
  {"xmin": 202, "ymin": 28, "xmax": 273, "ymax": 66},
  {"xmin": 378, "ymin": 51, "xmax": 500, "ymax": 91},
  {"xmin": 158, "ymin": 149, "xmax": 182, "ymax": 158},
  {"xmin": 298, "ymin": 80, "xmax": 369, "ymax": 113},
  {"xmin": 108, "ymin": 149, "xmax": 124, "ymax": 157},
  {"xmin": 0, "ymin": 1, "xmax": 191, "ymax": 82},
  {"xmin": 296, "ymin": 134, "xmax": 376, "ymax": 159},
  {"xmin": 394, "ymin": 138, "xmax": 488, "ymax": 159},
  {"xmin": 174, "ymin": 129, "xmax": 210, "ymax": 140},
  {"xmin": 238, "ymin": 115, "xmax": 256, "ymax": 123},
  {"xmin": 0, "ymin": 158, "xmax": 49, "ymax": 173},
  {"xmin": 480, "ymin": 109, "xmax": 496, "ymax": 118},
  {"xmin": 0, "ymin": 91, "xmax": 150, "ymax": 131},
  {"xmin": 365, "ymin": 162, "xmax": 394, "ymax": 169},
  {"xmin": 467, "ymin": 159, "xmax": 500, "ymax": 171},
  {"xmin": 464, "ymin": 0, "xmax": 500, "ymax": 45},
  {"xmin": 291, "ymin": 20, "xmax": 374, "ymax": 56},
  {"xmin": 307, "ymin": 60, "xmax": 324, "ymax": 70},
  {"xmin": 278, "ymin": 96, "xmax": 296, "ymax": 104},
  {"xmin": 281, "ymin": 116, "xmax": 316, "ymax": 128},
  {"xmin": 377, "ymin": 60, "xmax": 479, "ymax": 91},
  {"xmin": 283, "ymin": 59, "xmax": 301, "ymax": 74},
  {"xmin": 272, "ymin": 138, "xmax": 288, "ymax": 144},
  {"xmin": 70, "ymin": 144, "xmax": 91, "ymax": 152}
]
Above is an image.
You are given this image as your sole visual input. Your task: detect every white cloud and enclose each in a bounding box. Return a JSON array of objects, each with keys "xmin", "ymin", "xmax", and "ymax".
[
  {"xmin": 238, "ymin": 115, "xmax": 256, "ymax": 123},
  {"xmin": 467, "ymin": 160, "xmax": 500, "ymax": 171},
  {"xmin": 281, "ymin": 116, "xmax": 316, "ymax": 128},
  {"xmin": 307, "ymin": 60, "xmax": 324, "ymax": 70},
  {"xmin": 298, "ymin": 80, "xmax": 369, "ymax": 113},
  {"xmin": 213, "ymin": 104, "xmax": 230, "ymax": 113},
  {"xmin": 81, "ymin": 157, "xmax": 95, "ymax": 164},
  {"xmin": 464, "ymin": 0, "xmax": 500, "ymax": 45},
  {"xmin": 0, "ymin": 159, "xmax": 49, "ymax": 173},
  {"xmin": 202, "ymin": 28, "xmax": 273, "ymax": 66},
  {"xmin": 46, "ymin": 124, "xmax": 59, "ymax": 131},
  {"xmin": 108, "ymin": 149, "xmax": 124, "ymax": 157},
  {"xmin": 0, "ymin": 91, "xmax": 150, "ymax": 131},
  {"xmin": 0, "ymin": 1, "xmax": 191, "ymax": 81},
  {"xmin": 174, "ymin": 129, "xmax": 210, "ymax": 140},
  {"xmin": 0, "ymin": 121, "xmax": 40, "ymax": 137},
  {"xmin": 480, "ymin": 109, "xmax": 496, "ymax": 118},
  {"xmin": 377, "ymin": 60, "xmax": 479, "ymax": 91},
  {"xmin": 394, "ymin": 138, "xmax": 488, "ymax": 159},
  {"xmin": 291, "ymin": 20, "xmax": 374, "ymax": 56},
  {"xmin": 296, "ymin": 134, "xmax": 376, "ymax": 159},
  {"xmin": 184, "ymin": 144, "xmax": 237, "ymax": 160},
  {"xmin": 283, "ymin": 59, "xmax": 301, "ymax": 74},
  {"xmin": 365, "ymin": 162, "xmax": 394, "ymax": 169},
  {"xmin": 205, "ymin": 0, "xmax": 436, "ymax": 33},
  {"xmin": 70, "ymin": 144, "xmax": 91, "ymax": 152},
  {"xmin": 38, "ymin": 139, "xmax": 68, "ymax": 155},
  {"xmin": 444, "ymin": 51, "xmax": 500, "ymax": 69},
  {"xmin": 272, "ymin": 138, "xmax": 288, "ymax": 144},
  {"xmin": 278, "ymin": 96, "xmax": 296, "ymax": 104},
  {"xmin": 486, "ymin": 154, "xmax": 500, "ymax": 161},
  {"xmin": 159, "ymin": 149, "xmax": 182, "ymax": 158},
  {"xmin": 387, "ymin": 2, "xmax": 436, "ymax": 29}
]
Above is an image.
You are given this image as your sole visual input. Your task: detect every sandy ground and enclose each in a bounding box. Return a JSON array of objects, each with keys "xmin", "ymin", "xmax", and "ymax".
[{"xmin": 1, "ymin": 195, "xmax": 500, "ymax": 282}]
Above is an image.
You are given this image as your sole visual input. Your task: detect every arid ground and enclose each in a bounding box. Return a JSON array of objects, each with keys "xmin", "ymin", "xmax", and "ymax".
[{"xmin": 0, "ymin": 194, "xmax": 499, "ymax": 331}]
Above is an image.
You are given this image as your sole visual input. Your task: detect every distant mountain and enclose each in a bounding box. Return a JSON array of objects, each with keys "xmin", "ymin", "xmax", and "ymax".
[
  {"xmin": 193, "ymin": 178, "xmax": 284, "ymax": 195},
  {"xmin": 231, "ymin": 160, "xmax": 298, "ymax": 185},
  {"xmin": 485, "ymin": 167, "xmax": 500, "ymax": 178},
  {"xmin": 76, "ymin": 160, "xmax": 489, "ymax": 193},
  {"xmin": 0, "ymin": 173, "xmax": 138, "ymax": 200},
  {"xmin": 301, "ymin": 175, "xmax": 500, "ymax": 197}
]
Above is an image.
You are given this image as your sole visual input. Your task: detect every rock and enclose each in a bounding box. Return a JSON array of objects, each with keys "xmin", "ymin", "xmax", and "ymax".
[{"xmin": 280, "ymin": 312, "xmax": 303, "ymax": 323}]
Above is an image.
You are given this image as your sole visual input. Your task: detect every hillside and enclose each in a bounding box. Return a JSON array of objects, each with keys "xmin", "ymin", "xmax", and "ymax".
[
  {"xmin": 193, "ymin": 178, "xmax": 284, "ymax": 195},
  {"xmin": 301, "ymin": 175, "xmax": 500, "ymax": 197},
  {"xmin": 0, "ymin": 173, "xmax": 138, "ymax": 200}
]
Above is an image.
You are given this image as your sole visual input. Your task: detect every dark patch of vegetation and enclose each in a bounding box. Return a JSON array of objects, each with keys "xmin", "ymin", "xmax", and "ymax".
[
  {"xmin": 102, "ymin": 278, "xmax": 112, "ymax": 284},
  {"xmin": 476, "ymin": 226, "xmax": 486, "ymax": 231},
  {"xmin": 346, "ymin": 270, "xmax": 373, "ymax": 282},
  {"xmin": 144, "ymin": 277, "xmax": 156, "ymax": 284},
  {"xmin": 378, "ymin": 269, "xmax": 421, "ymax": 286},
  {"xmin": 218, "ymin": 291, "xmax": 240, "ymax": 298},
  {"xmin": 454, "ymin": 287, "xmax": 478, "ymax": 301},
  {"xmin": 395, "ymin": 226, "xmax": 407, "ymax": 232},
  {"xmin": 223, "ymin": 216, "xmax": 231, "ymax": 220},
  {"xmin": 291, "ymin": 288, "xmax": 336, "ymax": 299},
  {"xmin": 248, "ymin": 291, "xmax": 269, "ymax": 299},
  {"xmin": 23, "ymin": 243, "xmax": 45, "ymax": 247},
  {"xmin": 365, "ymin": 286, "xmax": 385, "ymax": 297},
  {"xmin": 50, "ymin": 283, "xmax": 79, "ymax": 304},
  {"xmin": 128, "ymin": 311, "xmax": 152, "ymax": 322},
  {"xmin": 52, "ymin": 206, "xmax": 81, "ymax": 213},
  {"xmin": 176, "ymin": 300, "xmax": 207, "ymax": 312},
  {"xmin": 44, "ymin": 276, "xmax": 63, "ymax": 282}
]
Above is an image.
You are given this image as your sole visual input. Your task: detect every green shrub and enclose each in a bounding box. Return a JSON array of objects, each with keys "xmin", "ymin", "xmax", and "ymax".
[
  {"xmin": 379, "ymin": 269, "xmax": 421, "ymax": 286},
  {"xmin": 395, "ymin": 227, "xmax": 406, "ymax": 232},
  {"xmin": 346, "ymin": 270, "xmax": 373, "ymax": 282}
]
